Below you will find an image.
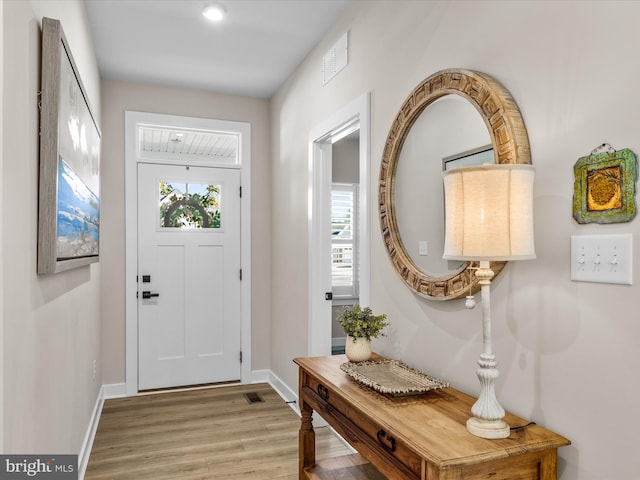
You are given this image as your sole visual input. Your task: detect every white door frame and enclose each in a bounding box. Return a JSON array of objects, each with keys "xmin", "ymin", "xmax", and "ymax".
[
  {"xmin": 308, "ymin": 93, "xmax": 370, "ymax": 356},
  {"xmin": 124, "ymin": 111, "xmax": 251, "ymax": 396}
]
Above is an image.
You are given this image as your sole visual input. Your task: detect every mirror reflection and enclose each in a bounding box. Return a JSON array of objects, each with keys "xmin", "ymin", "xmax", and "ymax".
[{"xmin": 394, "ymin": 95, "xmax": 492, "ymax": 278}]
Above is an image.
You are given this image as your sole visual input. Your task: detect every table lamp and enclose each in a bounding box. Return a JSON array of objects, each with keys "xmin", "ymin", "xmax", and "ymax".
[{"xmin": 442, "ymin": 163, "xmax": 535, "ymax": 439}]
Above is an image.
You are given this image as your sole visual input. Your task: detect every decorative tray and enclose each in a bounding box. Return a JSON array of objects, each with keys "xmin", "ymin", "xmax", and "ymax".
[{"xmin": 340, "ymin": 360, "xmax": 448, "ymax": 397}]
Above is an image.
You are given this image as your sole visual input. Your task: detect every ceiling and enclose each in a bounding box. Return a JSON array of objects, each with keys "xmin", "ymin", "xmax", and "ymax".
[{"xmin": 83, "ymin": 0, "xmax": 352, "ymax": 98}]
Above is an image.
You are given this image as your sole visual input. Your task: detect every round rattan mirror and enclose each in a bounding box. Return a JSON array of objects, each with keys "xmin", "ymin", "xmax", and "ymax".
[{"xmin": 378, "ymin": 69, "xmax": 531, "ymax": 300}]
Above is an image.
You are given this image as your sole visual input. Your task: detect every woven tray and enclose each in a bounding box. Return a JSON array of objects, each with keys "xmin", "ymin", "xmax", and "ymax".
[{"xmin": 340, "ymin": 360, "xmax": 448, "ymax": 397}]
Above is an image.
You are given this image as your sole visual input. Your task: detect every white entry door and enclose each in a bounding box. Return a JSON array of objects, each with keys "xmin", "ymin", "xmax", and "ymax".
[{"xmin": 137, "ymin": 163, "xmax": 241, "ymax": 390}]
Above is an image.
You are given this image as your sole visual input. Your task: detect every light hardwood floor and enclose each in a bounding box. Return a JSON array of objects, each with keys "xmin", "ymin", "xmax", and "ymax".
[{"xmin": 84, "ymin": 383, "xmax": 352, "ymax": 480}]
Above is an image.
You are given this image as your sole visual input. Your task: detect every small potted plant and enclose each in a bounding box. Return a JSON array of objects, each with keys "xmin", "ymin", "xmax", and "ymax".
[{"xmin": 338, "ymin": 304, "xmax": 389, "ymax": 362}]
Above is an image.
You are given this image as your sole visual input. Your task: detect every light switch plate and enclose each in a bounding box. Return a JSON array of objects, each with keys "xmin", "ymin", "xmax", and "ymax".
[{"xmin": 570, "ymin": 234, "xmax": 633, "ymax": 285}]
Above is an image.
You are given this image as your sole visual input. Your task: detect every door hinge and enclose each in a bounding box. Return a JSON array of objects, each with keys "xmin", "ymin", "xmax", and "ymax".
[
  {"xmin": 240, "ymin": 351, "xmax": 243, "ymax": 363},
  {"xmin": 239, "ymin": 186, "xmax": 242, "ymax": 198},
  {"xmin": 240, "ymin": 269, "xmax": 243, "ymax": 281}
]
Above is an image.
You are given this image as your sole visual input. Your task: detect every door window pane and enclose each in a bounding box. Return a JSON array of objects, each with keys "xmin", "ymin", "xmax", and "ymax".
[{"xmin": 159, "ymin": 181, "xmax": 221, "ymax": 229}]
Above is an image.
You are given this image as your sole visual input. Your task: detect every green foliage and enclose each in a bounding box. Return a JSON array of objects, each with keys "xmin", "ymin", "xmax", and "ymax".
[
  {"xmin": 337, "ymin": 304, "xmax": 389, "ymax": 341},
  {"xmin": 159, "ymin": 182, "xmax": 221, "ymax": 228}
]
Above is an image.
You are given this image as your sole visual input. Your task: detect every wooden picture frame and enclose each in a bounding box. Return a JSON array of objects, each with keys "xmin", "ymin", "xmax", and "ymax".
[
  {"xmin": 572, "ymin": 148, "xmax": 637, "ymax": 224},
  {"xmin": 38, "ymin": 17, "xmax": 101, "ymax": 274}
]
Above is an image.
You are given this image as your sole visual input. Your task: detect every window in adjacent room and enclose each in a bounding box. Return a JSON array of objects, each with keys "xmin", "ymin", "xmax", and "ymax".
[{"xmin": 331, "ymin": 183, "xmax": 359, "ymax": 299}]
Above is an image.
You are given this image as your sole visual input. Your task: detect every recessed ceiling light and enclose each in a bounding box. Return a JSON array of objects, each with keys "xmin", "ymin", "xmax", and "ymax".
[{"xmin": 202, "ymin": 4, "xmax": 226, "ymax": 22}]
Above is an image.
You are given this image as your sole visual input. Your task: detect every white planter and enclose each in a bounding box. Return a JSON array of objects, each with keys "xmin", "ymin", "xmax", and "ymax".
[{"xmin": 345, "ymin": 336, "xmax": 372, "ymax": 362}]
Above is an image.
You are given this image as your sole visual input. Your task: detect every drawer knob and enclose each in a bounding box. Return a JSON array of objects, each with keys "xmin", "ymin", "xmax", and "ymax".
[
  {"xmin": 317, "ymin": 384, "xmax": 329, "ymax": 401},
  {"xmin": 377, "ymin": 429, "xmax": 397, "ymax": 453}
]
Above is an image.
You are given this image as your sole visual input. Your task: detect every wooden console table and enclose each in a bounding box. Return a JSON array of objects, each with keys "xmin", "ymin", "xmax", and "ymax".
[{"xmin": 294, "ymin": 355, "xmax": 570, "ymax": 480}]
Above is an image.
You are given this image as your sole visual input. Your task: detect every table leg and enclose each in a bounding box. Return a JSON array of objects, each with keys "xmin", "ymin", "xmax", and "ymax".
[{"xmin": 299, "ymin": 370, "xmax": 315, "ymax": 479}]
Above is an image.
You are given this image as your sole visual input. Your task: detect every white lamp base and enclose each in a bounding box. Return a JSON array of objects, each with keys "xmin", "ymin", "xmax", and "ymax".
[
  {"xmin": 466, "ymin": 262, "xmax": 510, "ymax": 440},
  {"xmin": 466, "ymin": 417, "xmax": 510, "ymax": 439}
]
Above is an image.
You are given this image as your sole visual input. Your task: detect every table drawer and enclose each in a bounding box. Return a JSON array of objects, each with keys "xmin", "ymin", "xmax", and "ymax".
[{"xmin": 304, "ymin": 376, "xmax": 422, "ymax": 480}]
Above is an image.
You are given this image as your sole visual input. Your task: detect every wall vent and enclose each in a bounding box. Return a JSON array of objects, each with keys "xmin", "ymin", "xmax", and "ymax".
[{"xmin": 323, "ymin": 31, "xmax": 349, "ymax": 85}]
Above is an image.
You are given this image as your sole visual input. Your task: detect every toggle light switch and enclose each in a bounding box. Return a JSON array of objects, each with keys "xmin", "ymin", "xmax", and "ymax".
[{"xmin": 570, "ymin": 234, "xmax": 632, "ymax": 285}]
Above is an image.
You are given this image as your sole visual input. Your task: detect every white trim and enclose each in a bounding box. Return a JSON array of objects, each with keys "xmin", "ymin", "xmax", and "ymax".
[
  {"xmin": 267, "ymin": 370, "xmax": 328, "ymax": 427},
  {"xmin": 331, "ymin": 298, "xmax": 357, "ymax": 306},
  {"xmin": 250, "ymin": 369, "xmax": 270, "ymax": 384},
  {"xmin": 78, "ymin": 386, "xmax": 106, "ymax": 480},
  {"xmin": 102, "ymin": 383, "xmax": 127, "ymax": 399},
  {"xmin": 308, "ymin": 93, "xmax": 371, "ymax": 357},
  {"xmin": 124, "ymin": 111, "xmax": 252, "ymax": 396},
  {"xmin": 267, "ymin": 370, "xmax": 299, "ymax": 415},
  {"xmin": 308, "ymin": 140, "xmax": 333, "ymax": 356},
  {"xmin": 0, "ymin": 0, "xmax": 4, "ymax": 455},
  {"xmin": 332, "ymin": 336, "xmax": 347, "ymax": 347},
  {"xmin": 357, "ymin": 94, "xmax": 371, "ymax": 309}
]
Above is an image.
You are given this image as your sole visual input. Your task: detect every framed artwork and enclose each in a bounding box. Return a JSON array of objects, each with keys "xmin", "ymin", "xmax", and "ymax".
[
  {"xmin": 443, "ymin": 144, "xmax": 493, "ymax": 171},
  {"xmin": 38, "ymin": 18, "xmax": 101, "ymax": 274},
  {"xmin": 573, "ymin": 147, "xmax": 637, "ymax": 224}
]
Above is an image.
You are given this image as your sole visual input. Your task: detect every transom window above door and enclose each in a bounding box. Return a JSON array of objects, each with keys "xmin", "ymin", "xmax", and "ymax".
[{"xmin": 138, "ymin": 126, "xmax": 239, "ymax": 165}]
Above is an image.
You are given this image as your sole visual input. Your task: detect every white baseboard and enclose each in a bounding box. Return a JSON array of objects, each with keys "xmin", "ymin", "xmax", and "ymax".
[
  {"xmin": 264, "ymin": 370, "xmax": 329, "ymax": 426},
  {"xmin": 267, "ymin": 370, "xmax": 299, "ymax": 414},
  {"xmin": 103, "ymin": 383, "xmax": 127, "ymax": 399},
  {"xmin": 266, "ymin": 370, "xmax": 331, "ymax": 427},
  {"xmin": 78, "ymin": 383, "xmax": 126, "ymax": 480},
  {"xmin": 250, "ymin": 369, "xmax": 269, "ymax": 384},
  {"xmin": 78, "ymin": 386, "xmax": 104, "ymax": 480}
]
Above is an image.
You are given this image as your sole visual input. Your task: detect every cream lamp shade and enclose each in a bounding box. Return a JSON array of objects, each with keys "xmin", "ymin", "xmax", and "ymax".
[{"xmin": 442, "ymin": 164, "xmax": 536, "ymax": 262}]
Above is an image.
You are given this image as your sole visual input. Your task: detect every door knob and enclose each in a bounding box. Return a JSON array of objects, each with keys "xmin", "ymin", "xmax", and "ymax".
[{"xmin": 142, "ymin": 291, "xmax": 160, "ymax": 299}]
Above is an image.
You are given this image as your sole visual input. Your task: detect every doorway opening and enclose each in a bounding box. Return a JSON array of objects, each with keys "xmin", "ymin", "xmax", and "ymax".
[{"xmin": 308, "ymin": 93, "xmax": 370, "ymax": 358}]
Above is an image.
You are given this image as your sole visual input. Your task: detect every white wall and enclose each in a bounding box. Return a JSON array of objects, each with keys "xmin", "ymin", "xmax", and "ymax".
[
  {"xmin": 0, "ymin": 0, "xmax": 5, "ymax": 453},
  {"xmin": 270, "ymin": 1, "xmax": 640, "ymax": 478},
  {"xmin": 99, "ymin": 80, "xmax": 271, "ymax": 384},
  {"xmin": 2, "ymin": 0, "xmax": 101, "ymax": 453},
  {"xmin": 332, "ymin": 137, "xmax": 359, "ymax": 184}
]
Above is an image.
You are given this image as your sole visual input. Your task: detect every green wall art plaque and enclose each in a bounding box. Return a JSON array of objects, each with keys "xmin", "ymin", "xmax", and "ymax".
[{"xmin": 573, "ymin": 145, "xmax": 638, "ymax": 224}]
